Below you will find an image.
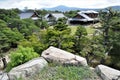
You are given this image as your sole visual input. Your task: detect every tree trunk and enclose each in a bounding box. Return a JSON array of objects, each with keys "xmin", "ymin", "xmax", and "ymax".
[
  {"xmin": 100, "ymin": 58, "xmax": 105, "ymax": 64},
  {"xmin": 85, "ymin": 54, "xmax": 90, "ymax": 64},
  {"xmin": 58, "ymin": 39, "xmax": 61, "ymax": 49},
  {"xmin": 2, "ymin": 57, "xmax": 7, "ymax": 69},
  {"xmin": 58, "ymin": 35, "xmax": 62, "ymax": 49}
]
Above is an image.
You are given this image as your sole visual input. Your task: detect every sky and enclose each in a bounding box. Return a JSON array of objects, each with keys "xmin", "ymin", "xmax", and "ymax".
[{"xmin": 0, "ymin": 0, "xmax": 120, "ymax": 9}]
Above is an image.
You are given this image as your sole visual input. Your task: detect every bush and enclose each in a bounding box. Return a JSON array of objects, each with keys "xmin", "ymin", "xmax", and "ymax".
[
  {"xmin": 6, "ymin": 46, "xmax": 39, "ymax": 72},
  {"xmin": 19, "ymin": 34, "xmax": 47, "ymax": 54}
]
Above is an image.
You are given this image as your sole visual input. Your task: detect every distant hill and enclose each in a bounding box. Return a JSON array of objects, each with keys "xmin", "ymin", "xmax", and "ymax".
[
  {"xmin": 42, "ymin": 5, "xmax": 100, "ymax": 12},
  {"xmin": 42, "ymin": 5, "xmax": 120, "ymax": 12},
  {"xmin": 108, "ymin": 6, "xmax": 120, "ymax": 11}
]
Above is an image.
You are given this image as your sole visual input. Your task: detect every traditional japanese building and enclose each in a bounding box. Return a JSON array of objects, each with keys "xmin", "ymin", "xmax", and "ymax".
[
  {"xmin": 68, "ymin": 10, "xmax": 99, "ymax": 24},
  {"xmin": 44, "ymin": 13, "xmax": 67, "ymax": 25},
  {"xmin": 19, "ymin": 11, "xmax": 40, "ymax": 20}
]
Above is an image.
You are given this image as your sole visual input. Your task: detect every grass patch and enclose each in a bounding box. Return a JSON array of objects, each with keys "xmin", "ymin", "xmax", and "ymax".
[
  {"xmin": 50, "ymin": 24, "xmax": 96, "ymax": 36},
  {"xmin": 68, "ymin": 25, "xmax": 96, "ymax": 36},
  {"xmin": 85, "ymin": 27, "xmax": 95, "ymax": 34},
  {"xmin": 30, "ymin": 66, "xmax": 100, "ymax": 80},
  {"xmin": 68, "ymin": 26, "xmax": 78, "ymax": 35}
]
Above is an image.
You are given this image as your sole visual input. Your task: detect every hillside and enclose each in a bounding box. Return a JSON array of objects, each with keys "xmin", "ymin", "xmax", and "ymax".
[
  {"xmin": 42, "ymin": 5, "xmax": 100, "ymax": 12},
  {"xmin": 108, "ymin": 6, "xmax": 120, "ymax": 11},
  {"xmin": 42, "ymin": 5, "xmax": 120, "ymax": 12}
]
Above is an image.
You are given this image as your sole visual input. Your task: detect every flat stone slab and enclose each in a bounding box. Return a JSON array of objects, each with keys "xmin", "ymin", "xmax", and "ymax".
[
  {"xmin": 95, "ymin": 65, "xmax": 120, "ymax": 80},
  {"xmin": 8, "ymin": 57, "xmax": 48, "ymax": 80}
]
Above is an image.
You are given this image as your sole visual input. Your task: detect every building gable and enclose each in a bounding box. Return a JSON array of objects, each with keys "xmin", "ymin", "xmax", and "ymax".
[
  {"xmin": 73, "ymin": 14, "xmax": 85, "ymax": 19},
  {"xmin": 31, "ymin": 12, "xmax": 39, "ymax": 18},
  {"xmin": 68, "ymin": 10, "xmax": 99, "ymax": 24},
  {"xmin": 85, "ymin": 13, "xmax": 98, "ymax": 18}
]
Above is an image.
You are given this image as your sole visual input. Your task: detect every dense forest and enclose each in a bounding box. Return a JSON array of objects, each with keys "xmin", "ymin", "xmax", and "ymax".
[{"xmin": 0, "ymin": 8, "xmax": 120, "ymax": 71}]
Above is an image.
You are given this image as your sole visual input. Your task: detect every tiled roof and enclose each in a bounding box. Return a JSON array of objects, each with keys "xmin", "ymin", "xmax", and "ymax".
[
  {"xmin": 80, "ymin": 10, "xmax": 98, "ymax": 14},
  {"xmin": 69, "ymin": 10, "xmax": 99, "ymax": 22},
  {"xmin": 51, "ymin": 13, "xmax": 66, "ymax": 19},
  {"xmin": 19, "ymin": 12, "xmax": 34, "ymax": 19},
  {"xmin": 78, "ymin": 12, "xmax": 93, "ymax": 21}
]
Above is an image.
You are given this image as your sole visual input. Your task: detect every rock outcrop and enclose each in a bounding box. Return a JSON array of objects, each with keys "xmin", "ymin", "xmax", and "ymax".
[
  {"xmin": 8, "ymin": 57, "xmax": 48, "ymax": 80},
  {"xmin": 0, "ymin": 71, "xmax": 9, "ymax": 80},
  {"xmin": 41, "ymin": 46, "xmax": 88, "ymax": 66},
  {"xmin": 95, "ymin": 64, "xmax": 120, "ymax": 80}
]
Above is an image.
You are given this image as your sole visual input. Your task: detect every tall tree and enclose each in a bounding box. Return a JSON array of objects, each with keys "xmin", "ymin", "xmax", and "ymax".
[
  {"xmin": 19, "ymin": 34, "xmax": 46, "ymax": 54},
  {"xmin": 8, "ymin": 19, "xmax": 39, "ymax": 37},
  {"xmin": 0, "ymin": 19, "xmax": 24, "ymax": 68},
  {"xmin": 73, "ymin": 26, "xmax": 88, "ymax": 54},
  {"xmin": 64, "ymin": 10, "xmax": 80, "ymax": 18},
  {"xmin": 46, "ymin": 18, "xmax": 74, "ymax": 52},
  {"xmin": 81, "ymin": 35, "xmax": 105, "ymax": 65},
  {"xmin": 0, "ymin": 9, "xmax": 19, "ymax": 22},
  {"xmin": 99, "ymin": 8, "xmax": 118, "ymax": 56},
  {"xmin": 99, "ymin": 8, "xmax": 120, "ymax": 69}
]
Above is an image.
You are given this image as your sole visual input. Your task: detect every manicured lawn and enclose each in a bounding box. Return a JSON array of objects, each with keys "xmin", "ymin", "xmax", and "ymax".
[
  {"xmin": 85, "ymin": 27, "xmax": 95, "ymax": 34},
  {"xmin": 68, "ymin": 25, "xmax": 96, "ymax": 35},
  {"xmin": 68, "ymin": 25, "xmax": 78, "ymax": 35},
  {"xmin": 50, "ymin": 24, "xmax": 98, "ymax": 36}
]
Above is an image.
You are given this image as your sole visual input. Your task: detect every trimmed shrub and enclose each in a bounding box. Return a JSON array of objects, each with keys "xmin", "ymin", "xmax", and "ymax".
[{"xmin": 6, "ymin": 46, "xmax": 39, "ymax": 72}]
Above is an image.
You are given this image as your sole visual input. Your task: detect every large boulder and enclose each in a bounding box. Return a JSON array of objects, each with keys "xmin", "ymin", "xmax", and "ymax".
[
  {"xmin": 41, "ymin": 46, "xmax": 88, "ymax": 66},
  {"xmin": 8, "ymin": 57, "xmax": 48, "ymax": 80},
  {"xmin": 0, "ymin": 71, "xmax": 9, "ymax": 80},
  {"xmin": 95, "ymin": 65, "xmax": 120, "ymax": 80}
]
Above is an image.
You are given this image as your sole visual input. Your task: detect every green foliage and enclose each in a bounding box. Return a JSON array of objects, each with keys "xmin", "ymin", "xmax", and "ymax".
[
  {"xmin": 73, "ymin": 26, "xmax": 88, "ymax": 54},
  {"xmin": 73, "ymin": 26, "xmax": 105, "ymax": 65},
  {"xmin": 34, "ymin": 19, "xmax": 41, "ymax": 27},
  {"xmin": 64, "ymin": 10, "xmax": 80, "ymax": 18},
  {"xmin": 99, "ymin": 9, "xmax": 119, "ymax": 54},
  {"xmin": 0, "ymin": 14, "xmax": 10, "ymax": 22},
  {"xmin": 46, "ymin": 28, "xmax": 74, "ymax": 52},
  {"xmin": 19, "ymin": 34, "xmax": 46, "ymax": 54},
  {"xmin": 3, "ymin": 28, "xmax": 24, "ymax": 47},
  {"xmin": 34, "ymin": 19, "xmax": 49, "ymax": 29},
  {"xmin": 107, "ymin": 32, "xmax": 120, "ymax": 70},
  {"xmin": 75, "ymin": 26, "xmax": 87, "ymax": 38},
  {"xmin": 73, "ymin": 26, "xmax": 106, "ymax": 64},
  {"xmin": 43, "ymin": 18, "xmax": 74, "ymax": 52},
  {"xmin": 100, "ymin": 9, "xmax": 120, "ymax": 69},
  {"xmin": 6, "ymin": 46, "xmax": 39, "ymax": 72},
  {"xmin": 8, "ymin": 18, "xmax": 39, "ymax": 37},
  {"xmin": 36, "ymin": 9, "xmax": 48, "ymax": 16},
  {"xmin": 54, "ymin": 18, "xmax": 68, "ymax": 31},
  {"xmin": 0, "ymin": 19, "xmax": 24, "ymax": 53},
  {"xmin": 0, "ymin": 25, "xmax": 23, "ymax": 71},
  {"xmin": 81, "ymin": 35, "xmax": 105, "ymax": 64},
  {"xmin": 0, "ymin": 19, "xmax": 7, "ymax": 29},
  {"xmin": 0, "ymin": 9, "xmax": 19, "ymax": 22},
  {"xmin": 40, "ymin": 20, "xmax": 49, "ymax": 29}
]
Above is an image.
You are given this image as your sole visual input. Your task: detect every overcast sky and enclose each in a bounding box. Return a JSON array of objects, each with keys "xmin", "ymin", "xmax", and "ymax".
[{"xmin": 0, "ymin": 0, "xmax": 120, "ymax": 9}]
